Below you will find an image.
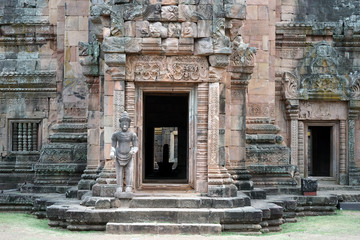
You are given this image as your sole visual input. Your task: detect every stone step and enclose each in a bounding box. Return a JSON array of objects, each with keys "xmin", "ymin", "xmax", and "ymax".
[
  {"xmin": 130, "ymin": 196, "xmax": 250, "ymax": 208},
  {"xmin": 339, "ymin": 202, "xmax": 360, "ymax": 211},
  {"xmin": 251, "ymin": 200, "xmax": 284, "ymax": 233},
  {"xmin": 267, "ymin": 198, "xmax": 297, "ymax": 223},
  {"xmin": 80, "ymin": 195, "xmax": 251, "ymax": 209},
  {"xmin": 106, "ymin": 222, "xmax": 222, "ymax": 234},
  {"xmin": 47, "ymin": 204, "xmax": 263, "ymax": 233},
  {"xmin": 265, "ymin": 187, "xmax": 301, "ymax": 195},
  {"xmin": 242, "ymin": 188, "xmax": 267, "ymax": 199}
]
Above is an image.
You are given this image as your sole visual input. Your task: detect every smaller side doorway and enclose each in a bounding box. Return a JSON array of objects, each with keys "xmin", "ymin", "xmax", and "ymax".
[{"xmin": 307, "ymin": 126, "xmax": 332, "ymax": 176}]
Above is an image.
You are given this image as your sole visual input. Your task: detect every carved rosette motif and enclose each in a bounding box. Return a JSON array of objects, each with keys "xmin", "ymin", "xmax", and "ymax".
[
  {"xmin": 126, "ymin": 55, "xmax": 166, "ymax": 81},
  {"xmin": 247, "ymin": 103, "xmax": 275, "ymax": 118},
  {"xmin": 167, "ymin": 56, "xmax": 208, "ymax": 82}
]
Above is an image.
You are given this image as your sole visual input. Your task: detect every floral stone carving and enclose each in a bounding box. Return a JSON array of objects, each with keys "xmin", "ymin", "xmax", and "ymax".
[{"xmin": 126, "ymin": 55, "xmax": 209, "ymax": 82}]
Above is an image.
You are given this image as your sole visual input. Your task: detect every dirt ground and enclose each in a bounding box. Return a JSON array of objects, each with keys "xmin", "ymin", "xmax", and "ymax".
[{"xmin": 0, "ymin": 211, "xmax": 359, "ymax": 240}]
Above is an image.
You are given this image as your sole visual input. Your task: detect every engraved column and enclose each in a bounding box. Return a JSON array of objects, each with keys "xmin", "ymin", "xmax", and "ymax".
[
  {"xmin": 339, "ymin": 120, "xmax": 347, "ymax": 184},
  {"xmin": 298, "ymin": 121, "xmax": 305, "ymax": 176},
  {"xmin": 227, "ymin": 73, "xmax": 253, "ymax": 190},
  {"xmin": 78, "ymin": 39, "xmax": 102, "ymax": 194},
  {"xmin": 285, "ymin": 100, "xmax": 299, "ymax": 167},
  {"xmin": 207, "ymin": 82, "xmax": 236, "ymax": 197},
  {"xmin": 348, "ymin": 100, "xmax": 360, "ymax": 185}
]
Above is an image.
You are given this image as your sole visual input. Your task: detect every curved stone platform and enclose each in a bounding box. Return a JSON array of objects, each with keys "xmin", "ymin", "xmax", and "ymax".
[{"xmin": 2, "ymin": 188, "xmax": 360, "ymax": 235}]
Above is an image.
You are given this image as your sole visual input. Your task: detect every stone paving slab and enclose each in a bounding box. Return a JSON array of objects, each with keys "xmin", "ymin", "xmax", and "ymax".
[{"xmin": 106, "ymin": 223, "xmax": 222, "ymax": 235}]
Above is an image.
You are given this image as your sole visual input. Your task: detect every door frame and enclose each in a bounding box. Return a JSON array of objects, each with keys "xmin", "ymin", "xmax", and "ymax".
[
  {"xmin": 135, "ymin": 84, "xmax": 197, "ymax": 191},
  {"xmin": 303, "ymin": 121, "xmax": 339, "ymax": 180}
]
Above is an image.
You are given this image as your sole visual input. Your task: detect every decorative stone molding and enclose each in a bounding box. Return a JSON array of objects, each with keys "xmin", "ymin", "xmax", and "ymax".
[
  {"xmin": 230, "ymin": 36, "xmax": 257, "ymax": 72},
  {"xmin": 126, "ymin": 55, "xmax": 209, "ymax": 82},
  {"xmin": 79, "ymin": 38, "xmax": 100, "ymax": 78}
]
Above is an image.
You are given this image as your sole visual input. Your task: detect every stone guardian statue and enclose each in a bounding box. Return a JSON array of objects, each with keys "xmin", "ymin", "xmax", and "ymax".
[{"xmin": 110, "ymin": 111, "xmax": 138, "ymax": 198}]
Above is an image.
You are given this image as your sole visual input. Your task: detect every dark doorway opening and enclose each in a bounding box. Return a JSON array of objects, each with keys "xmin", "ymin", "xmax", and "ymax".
[
  {"xmin": 308, "ymin": 126, "xmax": 331, "ymax": 176},
  {"xmin": 144, "ymin": 94, "xmax": 188, "ymax": 183}
]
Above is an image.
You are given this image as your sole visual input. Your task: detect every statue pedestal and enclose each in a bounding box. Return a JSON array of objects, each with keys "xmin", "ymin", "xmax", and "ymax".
[{"xmin": 114, "ymin": 191, "xmax": 134, "ymax": 199}]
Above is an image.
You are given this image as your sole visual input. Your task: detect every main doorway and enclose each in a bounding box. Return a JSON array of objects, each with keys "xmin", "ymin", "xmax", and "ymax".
[
  {"xmin": 307, "ymin": 126, "xmax": 332, "ymax": 176},
  {"xmin": 143, "ymin": 94, "xmax": 189, "ymax": 183}
]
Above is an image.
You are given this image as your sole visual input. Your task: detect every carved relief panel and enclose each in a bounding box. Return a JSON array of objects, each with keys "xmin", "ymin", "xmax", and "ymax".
[
  {"xmin": 299, "ymin": 101, "xmax": 347, "ymax": 120},
  {"xmin": 126, "ymin": 55, "xmax": 209, "ymax": 82}
]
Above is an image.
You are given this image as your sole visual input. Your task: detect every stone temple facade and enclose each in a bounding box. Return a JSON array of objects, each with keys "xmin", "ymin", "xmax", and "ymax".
[{"xmin": 1, "ymin": 0, "xmax": 360, "ymax": 198}]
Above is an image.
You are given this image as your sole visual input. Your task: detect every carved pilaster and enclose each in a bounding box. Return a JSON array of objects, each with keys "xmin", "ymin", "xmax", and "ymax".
[
  {"xmin": 340, "ymin": 120, "xmax": 347, "ymax": 184},
  {"xmin": 227, "ymin": 36, "xmax": 255, "ymax": 190},
  {"xmin": 125, "ymin": 82, "xmax": 136, "ymax": 130},
  {"xmin": 208, "ymin": 82, "xmax": 220, "ymax": 167},
  {"xmin": 285, "ymin": 99, "xmax": 299, "ymax": 166},
  {"xmin": 113, "ymin": 87, "xmax": 125, "ymax": 132},
  {"xmin": 207, "ymin": 82, "xmax": 236, "ymax": 197},
  {"xmin": 298, "ymin": 121, "xmax": 305, "ymax": 176},
  {"xmin": 196, "ymin": 83, "xmax": 209, "ymax": 192},
  {"xmin": 227, "ymin": 73, "xmax": 253, "ymax": 190},
  {"xmin": 348, "ymin": 100, "xmax": 360, "ymax": 185}
]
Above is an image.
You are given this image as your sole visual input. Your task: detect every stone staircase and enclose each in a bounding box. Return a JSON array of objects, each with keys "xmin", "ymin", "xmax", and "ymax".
[
  {"xmin": 47, "ymin": 193, "xmax": 265, "ymax": 234},
  {"xmin": 2, "ymin": 182, "xmax": 360, "ymax": 235}
]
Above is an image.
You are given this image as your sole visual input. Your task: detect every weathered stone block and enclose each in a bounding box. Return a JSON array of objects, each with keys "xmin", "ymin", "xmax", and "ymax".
[
  {"xmin": 104, "ymin": 53, "xmax": 126, "ymax": 67},
  {"xmin": 197, "ymin": 20, "xmax": 212, "ymax": 38},
  {"xmin": 209, "ymin": 55, "xmax": 229, "ymax": 67},
  {"xmin": 224, "ymin": 4, "xmax": 246, "ymax": 19},
  {"xmin": 194, "ymin": 38, "xmax": 213, "ymax": 55},
  {"xmin": 149, "ymin": 22, "xmax": 168, "ymax": 38},
  {"xmin": 181, "ymin": 22, "xmax": 197, "ymax": 38},
  {"xmin": 161, "ymin": 0, "xmax": 179, "ymax": 5},
  {"xmin": 124, "ymin": 21, "xmax": 136, "ymax": 37},
  {"xmin": 168, "ymin": 22, "xmax": 181, "ymax": 37},
  {"xmin": 178, "ymin": 4, "xmax": 197, "ymax": 22},
  {"xmin": 136, "ymin": 21, "xmax": 150, "ymax": 37},
  {"xmin": 301, "ymin": 178, "xmax": 318, "ymax": 194},
  {"xmin": 161, "ymin": 6, "xmax": 178, "ymax": 21},
  {"xmin": 123, "ymin": 3, "xmax": 142, "ymax": 20},
  {"xmin": 196, "ymin": 4, "xmax": 213, "ymax": 20},
  {"xmin": 179, "ymin": 0, "xmax": 196, "ymax": 4},
  {"xmin": 142, "ymin": 38, "xmax": 162, "ymax": 53},
  {"xmin": 102, "ymin": 37, "xmax": 125, "ymax": 53},
  {"xmin": 162, "ymin": 38, "xmax": 179, "ymax": 54},
  {"xmin": 95, "ymin": 198, "xmax": 111, "ymax": 209},
  {"xmin": 143, "ymin": 3, "xmax": 162, "ymax": 21},
  {"xmin": 17, "ymin": 60, "xmax": 37, "ymax": 72},
  {"xmin": 112, "ymin": 0, "xmax": 130, "ymax": 3},
  {"xmin": 100, "ymin": 184, "xmax": 117, "ymax": 197},
  {"xmin": 124, "ymin": 38, "xmax": 142, "ymax": 53}
]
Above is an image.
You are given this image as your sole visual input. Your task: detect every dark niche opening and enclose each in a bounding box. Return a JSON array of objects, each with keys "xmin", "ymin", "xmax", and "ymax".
[
  {"xmin": 143, "ymin": 94, "xmax": 188, "ymax": 183},
  {"xmin": 308, "ymin": 126, "xmax": 331, "ymax": 176}
]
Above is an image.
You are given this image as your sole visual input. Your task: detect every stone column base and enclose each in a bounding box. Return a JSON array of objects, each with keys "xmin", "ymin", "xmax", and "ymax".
[
  {"xmin": 208, "ymin": 166, "xmax": 237, "ymax": 197},
  {"xmin": 227, "ymin": 166, "xmax": 254, "ymax": 190}
]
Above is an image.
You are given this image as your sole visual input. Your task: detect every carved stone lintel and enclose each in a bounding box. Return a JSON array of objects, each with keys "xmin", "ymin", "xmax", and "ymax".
[{"xmin": 126, "ymin": 55, "xmax": 209, "ymax": 82}]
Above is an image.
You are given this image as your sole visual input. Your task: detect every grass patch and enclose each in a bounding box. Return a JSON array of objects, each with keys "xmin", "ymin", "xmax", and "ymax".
[
  {"xmin": 277, "ymin": 210, "xmax": 360, "ymax": 236},
  {"xmin": 0, "ymin": 212, "xmax": 100, "ymax": 235}
]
